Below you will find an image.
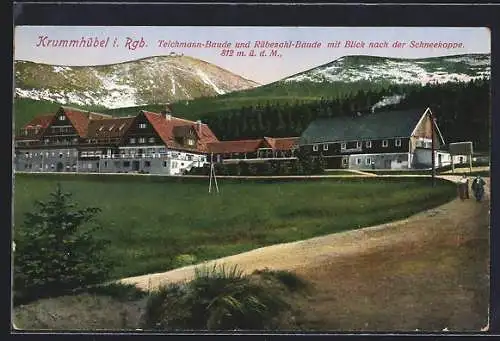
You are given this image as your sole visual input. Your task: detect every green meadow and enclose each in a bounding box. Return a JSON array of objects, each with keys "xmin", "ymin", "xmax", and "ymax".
[{"xmin": 13, "ymin": 174, "xmax": 456, "ymax": 279}]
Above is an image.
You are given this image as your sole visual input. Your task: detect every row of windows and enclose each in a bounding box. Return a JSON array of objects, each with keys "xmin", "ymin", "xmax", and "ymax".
[
  {"xmin": 353, "ymin": 156, "xmax": 405, "ymax": 166},
  {"xmin": 24, "ymin": 151, "xmax": 78, "ymax": 158},
  {"xmin": 313, "ymin": 139, "xmax": 402, "ymax": 152},
  {"xmin": 129, "ymin": 137, "xmax": 155, "ymax": 144}
]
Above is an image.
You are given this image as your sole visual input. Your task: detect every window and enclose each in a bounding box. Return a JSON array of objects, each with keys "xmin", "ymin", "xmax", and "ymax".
[
  {"xmin": 139, "ymin": 123, "xmax": 147, "ymax": 129},
  {"xmin": 130, "ymin": 138, "xmax": 136, "ymax": 144},
  {"xmin": 342, "ymin": 158, "xmax": 348, "ymax": 165},
  {"xmin": 51, "ymin": 152, "xmax": 55, "ymax": 157},
  {"xmin": 163, "ymin": 161, "xmax": 168, "ymax": 167},
  {"xmin": 148, "ymin": 137, "xmax": 155, "ymax": 143},
  {"xmin": 366, "ymin": 157, "xmax": 372, "ymax": 165},
  {"xmin": 356, "ymin": 141, "xmax": 362, "ymax": 149},
  {"xmin": 395, "ymin": 138, "xmax": 402, "ymax": 147},
  {"xmin": 98, "ymin": 126, "xmax": 104, "ymax": 132},
  {"xmin": 459, "ymin": 156, "xmax": 464, "ymax": 163},
  {"xmin": 74, "ymin": 151, "xmax": 78, "ymax": 157},
  {"xmin": 366, "ymin": 140, "xmax": 372, "ymax": 148},
  {"xmin": 119, "ymin": 123, "xmax": 126, "ymax": 130},
  {"xmin": 104, "ymin": 161, "xmax": 108, "ymax": 167},
  {"xmin": 187, "ymin": 155, "xmax": 193, "ymax": 161},
  {"xmin": 45, "ymin": 152, "xmax": 49, "ymax": 157},
  {"xmin": 139, "ymin": 137, "xmax": 146, "ymax": 144},
  {"xmin": 87, "ymin": 163, "xmax": 92, "ymax": 169},
  {"xmin": 382, "ymin": 140, "xmax": 388, "ymax": 147},
  {"xmin": 172, "ymin": 161, "xmax": 177, "ymax": 168},
  {"xmin": 187, "ymin": 139, "xmax": 195, "ymax": 146},
  {"xmin": 356, "ymin": 158, "xmax": 361, "ymax": 165},
  {"xmin": 51, "ymin": 164, "xmax": 55, "ymax": 169},
  {"xmin": 341, "ymin": 142, "xmax": 347, "ymax": 150},
  {"xmin": 312, "ymin": 144, "xmax": 319, "ymax": 151},
  {"xmin": 114, "ymin": 161, "xmax": 120, "ymax": 168},
  {"xmin": 124, "ymin": 161, "xmax": 130, "ymax": 167},
  {"xmin": 145, "ymin": 161, "xmax": 151, "ymax": 167},
  {"xmin": 323, "ymin": 144, "xmax": 328, "ymax": 151},
  {"xmin": 108, "ymin": 125, "xmax": 115, "ymax": 131},
  {"xmin": 58, "ymin": 115, "xmax": 65, "ymax": 121}
]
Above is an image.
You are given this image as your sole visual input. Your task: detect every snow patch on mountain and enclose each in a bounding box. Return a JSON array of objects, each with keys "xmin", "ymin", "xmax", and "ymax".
[
  {"xmin": 53, "ymin": 66, "xmax": 72, "ymax": 73},
  {"xmin": 92, "ymin": 71, "xmax": 138, "ymax": 108},
  {"xmin": 170, "ymin": 75, "xmax": 176, "ymax": 96},
  {"xmin": 196, "ymin": 69, "xmax": 226, "ymax": 95}
]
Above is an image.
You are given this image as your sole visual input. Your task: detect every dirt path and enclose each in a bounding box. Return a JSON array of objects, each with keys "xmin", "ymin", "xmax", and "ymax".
[{"xmin": 120, "ymin": 176, "xmax": 489, "ymax": 295}]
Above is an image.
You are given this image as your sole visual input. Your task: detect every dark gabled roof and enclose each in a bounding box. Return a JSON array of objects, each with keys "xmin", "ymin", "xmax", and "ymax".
[{"xmin": 299, "ymin": 108, "xmax": 429, "ymax": 145}]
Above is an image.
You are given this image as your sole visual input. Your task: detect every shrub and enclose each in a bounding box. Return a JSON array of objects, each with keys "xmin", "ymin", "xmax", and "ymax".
[
  {"xmin": 13, "ymin": 183, "xmax": 113, "ymax": 305},
  {"xmin": 85, "ymin": 282, "xmax": 147, "ymax": 302},
  {"xmin": 253, "ymin": 269, "xmax": 310, "ymax": 293},
  {"xmin": 142, "ymin": 264, "xmax": 291, "ymax": 330}
]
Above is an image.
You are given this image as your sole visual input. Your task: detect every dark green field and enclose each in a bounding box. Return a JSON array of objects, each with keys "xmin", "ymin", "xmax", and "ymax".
[{"xmin": 13, "ymin": 174, "xmax": 456, "ymax": 279}]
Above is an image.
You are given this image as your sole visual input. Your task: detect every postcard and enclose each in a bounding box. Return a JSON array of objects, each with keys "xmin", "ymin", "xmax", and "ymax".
[{"xmin": 12, "ymin": 25, "xmax": 490, "ymax": 332}]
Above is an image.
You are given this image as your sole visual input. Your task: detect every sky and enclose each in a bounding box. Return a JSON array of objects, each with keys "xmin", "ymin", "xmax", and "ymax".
[{"xmin": 14, "ymin": 26, "xmax": 490, "ymax": 85}]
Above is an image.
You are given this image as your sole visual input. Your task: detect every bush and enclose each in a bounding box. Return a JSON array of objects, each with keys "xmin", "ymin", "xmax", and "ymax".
[
  {"xmin": 253, "ymin": 268, "xmax": 310, "ymax": 293},
  {"xmin": 142, "ymin": 264, "xmax": 291, "ymax": 330},
  {"xmin": 13, "ymin": 183, "xmax": 113, "ymax": 305},
  {"xmin": 85, "ymin": 282, "xmax": 147, "ymax": 302}
]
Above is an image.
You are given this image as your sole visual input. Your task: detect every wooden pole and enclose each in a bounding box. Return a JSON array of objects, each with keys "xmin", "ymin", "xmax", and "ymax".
[
  {"xmin": 430, "ymin": 113, "xmax": 436, "ymax": 187},
  {"xmin": 469, "ymin": 153, "xmax": 473, "ymax": 174},
  {"xmin": 209, "ymin": 153, "xmax": 213, "ymax": 193}
]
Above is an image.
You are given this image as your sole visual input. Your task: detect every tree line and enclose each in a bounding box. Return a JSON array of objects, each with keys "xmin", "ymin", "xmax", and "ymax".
[{"xmin": 200, "ymin": 79, "xmax": 490, "ymax": 152}]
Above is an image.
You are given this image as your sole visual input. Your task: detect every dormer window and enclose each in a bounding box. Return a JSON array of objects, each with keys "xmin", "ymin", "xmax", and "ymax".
[
  {"xmin": 119, "ymin": 123, "xmax": 126, "ymax": 130},
  {"xmin": 58, "ymin": 115, "xmax": 65, "ymax": 121},
  {"xmin": 109, "ymin": 125, "xmax": 115, "ymax": 131},
  {"xmin": 148, "ymin": 137, "xmax": 155, "ymax": 143},
  {"xmin": 323, "ymin": 144, "xmax": 328, "ymax": 151},
  {"xmin": 139, "ymin": 123, "xmax": 147, "ymax": 129},
  {"xmin": 382, "ymin": 140, "xmax": 389, "ymax": 147},
  {"xmin": 366, "ymin": 140, "xmax": 372, "ymax": 148},
  {"xmin": 356, "ymin": 141, "xmax": 362, "ymax": 149},
  {"xmin": 313, "ymin": 144, "xmax": 319, "ymax": 151},
  {"xmin": 187, "ymin": 139, "xmax": 195, "ymax": 146},
  {"xmin": 341, "ymin": 142, "xmax": 346, "ymax": 150},
  {"xmin": 98, "ymin": 126, "xmax": 104, "ymax": 132},
  {"xmin": 395, "ymin": 138, "xmax": 402, "ymax": 147},
  {"xmin": 130, "ymin": 138, "xmax": 136, "ymax": 144},
  {"xmin": 139, "ymin": 137, "xmax": 146, "ymax": 143}
]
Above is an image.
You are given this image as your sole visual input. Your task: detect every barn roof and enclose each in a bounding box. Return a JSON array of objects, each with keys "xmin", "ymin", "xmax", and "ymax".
[{"xmin": 299, "ymin": 108, "xmax": 429, "ymax": 145}]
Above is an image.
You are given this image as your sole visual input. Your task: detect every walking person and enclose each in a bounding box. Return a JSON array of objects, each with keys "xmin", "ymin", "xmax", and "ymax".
[
  {"xmin": 457, "ymin": 174, "xmax": 469, "ymax": 200},
  {"xmin": 471, "ymin": 175, "xmax": 486, "ymax": 202}
]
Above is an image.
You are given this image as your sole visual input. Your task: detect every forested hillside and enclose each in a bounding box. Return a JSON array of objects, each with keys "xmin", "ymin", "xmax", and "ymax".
[{"xmin": 199, "ymin": 79, "xmax": 490, "ymax": 152}]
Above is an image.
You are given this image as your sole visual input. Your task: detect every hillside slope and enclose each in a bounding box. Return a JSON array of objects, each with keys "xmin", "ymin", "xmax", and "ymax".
[
  {"xmin": 282, "ymin": 54, "xmax": 490, "ymax": 84},
  {"xmin": 14, "ymin": 55, "xmax": 259, "ymax": 109}
]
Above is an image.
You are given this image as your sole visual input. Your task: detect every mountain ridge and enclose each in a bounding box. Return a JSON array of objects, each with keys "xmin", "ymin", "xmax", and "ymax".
[
  {"xmin": 280, "ymin": 53, "xmax": 490, "ymax": 85},
  {"xmin": 14, "ymin": 55, "xmax": 260, "ymax": 109}
]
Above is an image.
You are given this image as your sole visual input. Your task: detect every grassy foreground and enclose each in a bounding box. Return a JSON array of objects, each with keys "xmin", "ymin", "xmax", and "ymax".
[{"xmin": 13, "ymin": 174, "xmax": 456, "ymax": 279}]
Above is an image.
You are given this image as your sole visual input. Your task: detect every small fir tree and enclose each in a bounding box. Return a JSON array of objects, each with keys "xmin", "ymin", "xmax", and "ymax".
[{"xmin": 14, "ymin": 184, "xmax": 112, "ymax": 304}]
